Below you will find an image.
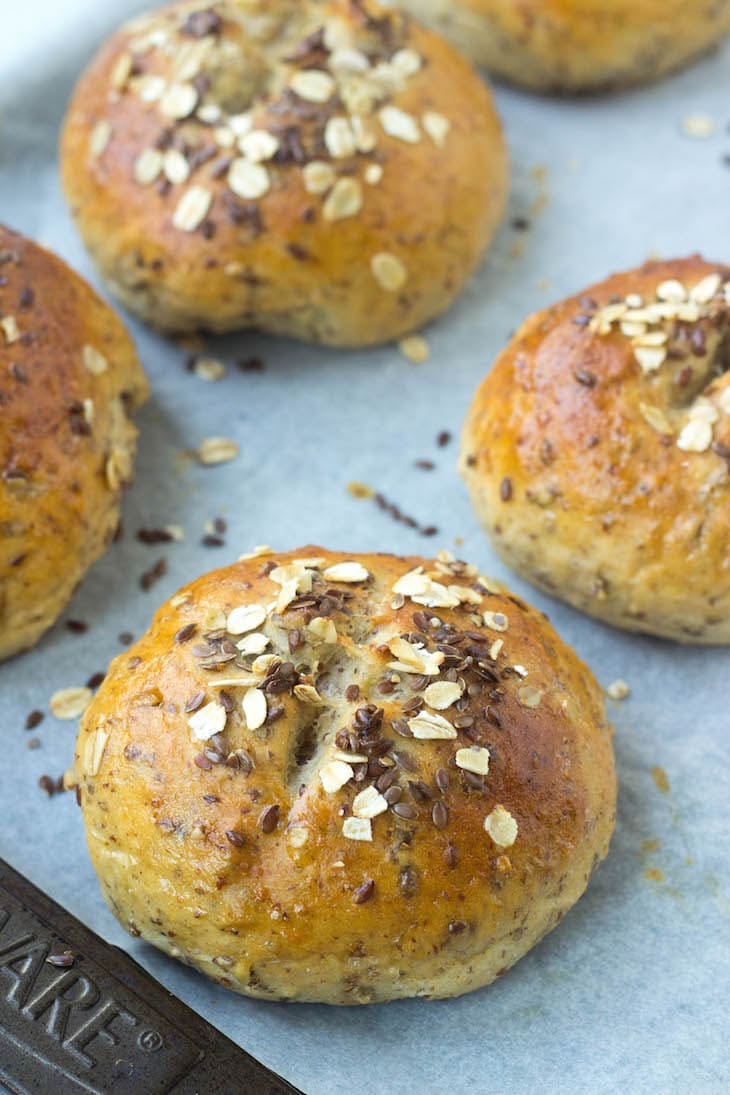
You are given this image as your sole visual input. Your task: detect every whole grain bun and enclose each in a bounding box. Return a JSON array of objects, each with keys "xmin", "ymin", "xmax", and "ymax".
[
  {"xmin": 0, "ymin": 226, "xmax": 148, "ymax": 662},
  {"xmin": 461, "ymin": 257, "xmax": 730, "ymax": 643},
  {"xmin": 60, "ymin": 0, "xmax": 508, "ymax": 346},
  {"xmin": 76, "ymin": 546, "xmax": 615, "ymax": 1004},
  {"xmin": 387, "ymin": 0, "xmax": 730, "ymax": 93}
]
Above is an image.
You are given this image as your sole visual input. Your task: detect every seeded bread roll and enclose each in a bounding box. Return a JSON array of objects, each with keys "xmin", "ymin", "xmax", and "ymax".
[
  {"xmin": 0, "ymin": 226, "xmax": 148, "ymax": 662},
  {"xmin": 60, "ymin": 0, "xmax": 508, "ymax": 346},
  {"xmin": 76, "ymin": 546, "xmax": 615, "ymax": 1004},
  {"xmin": 388, "ymin": 0, "xmax": 730, "ymax": 93},
  {"xmin": 461, "ymin": 257, "xmax": 730, "ymax": 643}
]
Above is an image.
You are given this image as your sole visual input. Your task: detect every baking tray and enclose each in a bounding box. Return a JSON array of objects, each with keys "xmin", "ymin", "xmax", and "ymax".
[{"xmin": 1, "ymin": 3, "xmax": 729, "ymax": 1092}]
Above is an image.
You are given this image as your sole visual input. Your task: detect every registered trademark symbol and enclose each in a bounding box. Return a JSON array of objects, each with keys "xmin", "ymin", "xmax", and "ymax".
[{"xmin": 138, "ymin": 1029, "xmax": 164, "ymax": 1052}]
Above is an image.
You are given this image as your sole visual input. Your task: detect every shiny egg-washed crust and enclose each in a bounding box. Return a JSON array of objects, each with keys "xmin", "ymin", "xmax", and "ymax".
[
  {"xmin": 461, "ymin": 256, "xmax": 730, "ymax": 644},
  {"xmin": 60, "ymin": 0, "xmax": 508, "ymax": 346},
  {"xmin": 0, "ymin": 226, "xmax": 148, "ymax": 662},
  {"xmin": 76, "ymin": 547, "xmax": 615, "ymax": 1004},
  {"xmin": 389, "ymin": 0, "xmax": 730, "ymax": 93}
]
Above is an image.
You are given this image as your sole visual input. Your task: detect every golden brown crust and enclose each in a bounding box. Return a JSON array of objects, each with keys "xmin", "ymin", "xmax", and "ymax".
[
  {"xmin": 0, "ymin": 225, "xmax": 148, "ymax": 661},
  {"xmin": 461, "ymin": 256, "xmax": 730, "ymax": 643},
  {"xmin": 60, "ymin": 0, "xmax": 508, "ymax": 346},
  {"xmin": 76, "ymin": 546, "xmax": 615, "ymax": 1004},
  {"xmin": 391, "ymin": 0, "xmax": 730, "ymax": 92}
]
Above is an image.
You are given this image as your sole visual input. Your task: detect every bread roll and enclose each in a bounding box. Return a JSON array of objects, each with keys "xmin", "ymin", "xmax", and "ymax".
[
  {"xmin": 388, "ymin": 0, "xmax": 730, "ymax": 93},
  {"xmin": 60, "ymin": 0, "xmax": 508, "ymax": 346},
  {"xmin": 0, "ymin": 225, "xmax": 148, "ymax": 661},
  {"xmin": 461, "ymin": 257, "xmax": 730, "ymax": 643},
  {"xmin": 76, "ymin": 546, "xmax": 615, "ymax": 1004}
]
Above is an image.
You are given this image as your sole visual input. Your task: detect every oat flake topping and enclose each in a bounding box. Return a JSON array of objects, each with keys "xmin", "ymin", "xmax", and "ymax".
[{"xmin": 91, "ymin": 5, "xmax": 457, "ymax": 296}]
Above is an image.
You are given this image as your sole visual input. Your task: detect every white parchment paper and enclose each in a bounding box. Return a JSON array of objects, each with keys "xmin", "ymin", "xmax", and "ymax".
[{"xmin": 1, "ymin": 4, "xmax": 729, "ymax": 1092}]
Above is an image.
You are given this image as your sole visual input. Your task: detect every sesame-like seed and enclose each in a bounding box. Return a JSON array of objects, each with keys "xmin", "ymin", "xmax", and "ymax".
[
  {"xmin": 398, "ymin": 335, "xmax": 429, "ymax": 364},
  {"xmin": 288, "ymin": 827, "xmax": 308, "ymax": 848},
  {"xmin": 324, "ymin": 116, "xmax": 356, "ymax": 159},
  {"xmin": 364, "ymin": 163, "xmax": 383, "ymax": 185},
  {"xmin": 137, "ymin": 75, "xmax": 166, "ymax": 103},
  {"xmin": 134, "ymin": 148, "xmax": 163, "ymax": 185},
  {"xmin": 303, "ymin": 160, "xmax": 336, "ymax": 194},
  {"xmin": 328, "ymin": 46, "xmax": 370, "ymax": 73},
  {"xmin": 163, "ymin": 148, "xmax": 190, "ymax": 185},
  {"xmin": 351, "ymin": 116, "xmax": 376, "ymax": 153},
  {"xmin": 50, "ymin": 687, "xmax": 92, "ymax": 720},
  {"xmin": 172, "ymin": 185, "xmax": 212, "ymax": 232},
  {"xmin": 371, "ymin": 252, "xmax": 407, "ymax": 292},
  {"xmin": 290, "ymin": 69, "xmax": 335, "ymax": 103},
  {"xmin": 238, "ymin": 130, "xmax": 280, "ymax": 163},
  {"xmin": 110, "ymin": 52, "xmax": 133, "ymax": 90},
  {"xmin": 159, "ymin": 81, "xmax": 198, "ymax": 120},
  {"xmin": 322, "ymin": 177, "xmax": 362, "ymax": 221},
  {"xmin": 214, "ymin": 126, "xmax": 236, "ymax": 148},
  {"xmin": 639, "ymin": 403, "xmax": 673, "ymax": 436},
  {"xmin": 379, "ymin": 105, "xmax": 420, "ymax": 143},
  {"xmin": 89, "ymin": 120, "xmax": 112, "ymax": 159},
  {"xmin": 105, "ymin": 447, "xmax": 132, "ymax": 492},
  {"xmin": 227, "ymin": 158, "xmax": 270, "ymax": 200},
  {"xmin": 392, "ymin": 48, "xmax": 422, "ymax": 76},
  {"xmin": 83, "ymin": 728, "xmax": 109, "ymax": 777},
  {"xmin": 681, "ymin": 113, "xmax": 715, "ymax": 139},
  {"xmin": 517, "ymin": 685, "xmax": 543, "ymax": 709},
  {"xmin": 422, "ymin": 111, "xmax": 450, "ymax": 147},
  {"xmin": 196, "ymin": 437, "xmax": 239, "ymax": 465},
  {"xmin": 483, "ymin": 610, "xmax": 508, "ymax": 632},
  {"xmin": 677, "ymin": 418, "xmax": 713, "ymax": 453},
  {"xmin": 82, "ymin": 345, "xmax": 108, "ymax": 375},
  {"xmin": 690, "ymin": 273, "xmax": 722, "ymax": 304},
  {"xmin": 1, "ymin": 316, "xmax": 20, "ymax": 344},
  {"xmin": 634, "ymin": 346, "xmax": 667, "ymax": 373},
  {"xmin": 226, "ymin": 112, "xmax": 252, "ymax": 137},
  {"xmin": 322, "ymin": 561, "xmax": 369, "ymax": 583},
  {"xmin": 606, "ymin": 679, "xmax": 630, "ymax": 701},
  {"xmin": 656, "ymin": 279, "xmax": 687, "ymax": 303},
  {"xmin": 192, "ymin": 356, "xmax": 226, "ymax": 381}
]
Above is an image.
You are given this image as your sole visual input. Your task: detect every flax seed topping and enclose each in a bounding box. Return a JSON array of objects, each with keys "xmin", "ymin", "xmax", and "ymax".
[
  {"xmin": 77, "ymin": 0, "xmax": 456, "ymax": 298},
  {"xmin": 585, "ymin": 270, "xmax": 730, "ymax": 457},
  {"xmin": 75, "ymin": 525, "xmax": 616, "ymax": 1001}
]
